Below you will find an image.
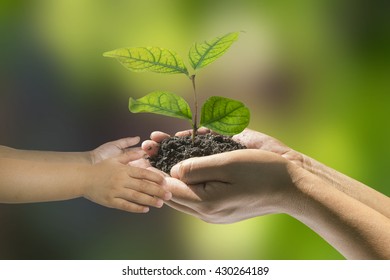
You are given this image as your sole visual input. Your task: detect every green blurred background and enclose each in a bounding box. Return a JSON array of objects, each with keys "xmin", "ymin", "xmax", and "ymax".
[{"xmin": 1, "ymin": 0, "xmax": 389, "ymax": 259}]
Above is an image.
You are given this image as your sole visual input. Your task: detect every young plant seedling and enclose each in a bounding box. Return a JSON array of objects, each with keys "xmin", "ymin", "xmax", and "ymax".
[{"xmin": 103, "ymin": 32, "xmax": 250, "ymax": 143}]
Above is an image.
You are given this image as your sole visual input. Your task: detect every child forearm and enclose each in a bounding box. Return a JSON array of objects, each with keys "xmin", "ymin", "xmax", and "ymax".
[
  {"xmin": 0, "ymin": 145, "xmax": 92, "ymax": 164},
  {"xmin": 0, "ymin": 158, "xmax": 87, "ymax": 203}
]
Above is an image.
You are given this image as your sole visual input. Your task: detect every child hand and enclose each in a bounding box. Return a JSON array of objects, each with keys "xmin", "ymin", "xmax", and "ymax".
[{"xmin": 83, "ymin": 153, "xmax": 171, "ymax": 213}]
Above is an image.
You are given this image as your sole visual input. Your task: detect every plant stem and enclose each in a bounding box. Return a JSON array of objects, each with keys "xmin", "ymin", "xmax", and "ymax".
[{"xmin": 190, "ymin": 74, "xmax": 198, "ymax": 143}]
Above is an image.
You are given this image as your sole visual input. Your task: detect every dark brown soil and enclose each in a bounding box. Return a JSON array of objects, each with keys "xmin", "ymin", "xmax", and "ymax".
[{"xmin": 149, "ymin": 133, "xmax": 246, "ymax": 173}]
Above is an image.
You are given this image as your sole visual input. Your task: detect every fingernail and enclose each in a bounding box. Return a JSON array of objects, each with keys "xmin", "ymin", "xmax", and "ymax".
[{"xmin": 156, "ymin": 199, "xmax": 164, "ymax": 208}]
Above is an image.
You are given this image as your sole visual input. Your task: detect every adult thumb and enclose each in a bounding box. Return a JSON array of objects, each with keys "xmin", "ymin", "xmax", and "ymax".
[{"xmin": 170, "ymin": 153, "xmax": 230, "ymax": 185}]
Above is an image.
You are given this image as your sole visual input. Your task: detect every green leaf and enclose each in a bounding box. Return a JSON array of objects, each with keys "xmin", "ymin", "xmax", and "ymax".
[
  {"xmin": 189, "ymin": 32, "xmax": 240, "ymax": 71},
  {"xmin": 103, "ymin": 47, "xmax": 189, "ymax": 75},
  {"xmin": 129, "ymin": 91, "xmax": 192, "ymax": 121},
  {"xmin": 200, "ymin": 96, "xmax": 250, "ymax": 135}
]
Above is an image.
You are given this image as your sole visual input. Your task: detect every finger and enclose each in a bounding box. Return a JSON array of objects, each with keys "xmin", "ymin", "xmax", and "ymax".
[
  {"xmin": 150, "ymin": 131, "xmax": 171, "ymax": 142},
  {"xmin": 141, "ymin": 140, "xmax": 160, "ymax": 157},
  {"xmin": 164, "ymin": 177, "xmax": 204, "ymax": 203},
  {"xmin": 111, "ymin": 198, "xmax": 150, "ymax": 213},
  {"xmin": 124, "ymin": 147, "xmax": 147, "ymax": 161},
  {"xmin": 174, "ymin": 129, "xmax": 192, "ymax": 137},
  {"xmin": 114, "ymin": 136, "xmax": 141, "ymax": 149},
  {"xmin": 170, "ymin": 153, "xmax": 233, "ymax": 185},
  {"xmin": 116, "ymin": 153, "xmax": 136, "ymax": 164},
  {"xmin": 125, "ymin": 172, "xmax": 172, "ymax": 201},
  {"xmin": 117, "ymin": 151, "xmax": 148, "ymax": 165},
  {"xmin": 128, "ymin": 166, "xmax": 166, "ymax": 185},
  {"xmin": 128, "ymin": 157, "xmax": 151, "ymax": 168},
  {"xmin": 164, "ymin": 200, "xmax": 201, "ymax": 217},
  {"xmin": 166, "ymin": 180, "xmax": 229, "ymax": 211},
  {"xmin": 232, "ymin": 129, "xmax": 268, "ymax": 149},
  {"xmin": 130, "ymin": 180, "xmax": 172, "ymax": 201},
  {"xmin": 232, "ymin": 129, "xmax": 282, "ymax": 150},
  {"xmin": 119, "ymin": 189, "xmax": 165, "ymax": 208},
  {"xmin": 175, "ymin": 127, "xmax": 210, "ymax": 137},
  {"xmin": 146, "ymin": 166, "xmax": 170, "ymax": 177},
  {"xmin": 197, "ymin": 127, "xmax": 212, "ymax": 134}
]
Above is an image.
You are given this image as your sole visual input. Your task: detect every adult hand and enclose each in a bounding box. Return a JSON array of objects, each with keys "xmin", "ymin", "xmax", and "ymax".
[
  {"xmin": 141, "ymin": 129, "xmax": 390, "ymax": 259},
  {"xmin": 162, "ymin": 148, "xmax": 390, "ymax": 259},
  {"xmin": 163, "ymin": 149, "xmax": 299, "ymax": 224}
]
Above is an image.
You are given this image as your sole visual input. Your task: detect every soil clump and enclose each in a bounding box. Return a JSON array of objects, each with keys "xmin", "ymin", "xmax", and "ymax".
[{"xmin": 149, "ymin": 134, "xmax": 246, "ymax": 173}]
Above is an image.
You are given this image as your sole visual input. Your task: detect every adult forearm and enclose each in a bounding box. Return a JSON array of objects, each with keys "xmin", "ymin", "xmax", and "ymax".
[
  {"xmin": 0, "ymin": 158, "xmax": 87, "ymax": 203},
  {"xmin": 286, "ymin": 169, "xmax": 390, "ymax": 259},
  {"xmin": 296, "ymin": 152, "xmax": 390, "ymax": 219}
]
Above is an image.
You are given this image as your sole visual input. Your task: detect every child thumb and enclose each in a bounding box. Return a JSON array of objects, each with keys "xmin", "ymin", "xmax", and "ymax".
[
  {"xmin": 117, "ymin": 152, "xmax": 134, "ymax": 165},
  {"xmin": 116, "ymin": 150, "xmax": 147, "ymax": 164}
]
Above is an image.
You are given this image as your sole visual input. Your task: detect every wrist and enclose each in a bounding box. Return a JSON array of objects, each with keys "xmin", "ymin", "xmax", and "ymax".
[
  {"xmin": 77, "ymin": 163, "xmax": 97, "ymax": 199},
  {"xmin": 282, "ymin": 149, "xmax": 334, "ymax": 185},
  {"xmin": 274, "ymin": 163, "xmax": 317, "ymax": 216},
  {"xmin": 87, "ymin": 150, "xmax": 96, "ymax": 165},
  {"xmin": 279, "ymin": 165, "xmax": 339, "ymax": 218},
  {"xmin": 250, "ymin": 155, "xmax": 311, "ymax": 217}
]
